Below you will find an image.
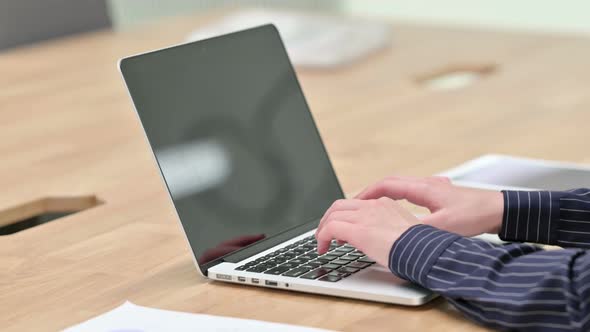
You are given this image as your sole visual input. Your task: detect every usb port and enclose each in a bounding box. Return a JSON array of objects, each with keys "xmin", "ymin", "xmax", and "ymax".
[
  {"xmin": 237, "ymin": 276, "xmax": 246, "ymax": 282},
  {"xmin": 251, "ymin": 278, "xmax": 260, "ymax": 284},
  {"xmin": 265, "ymin": 280, "xmax": 278, "ymax": 287}
]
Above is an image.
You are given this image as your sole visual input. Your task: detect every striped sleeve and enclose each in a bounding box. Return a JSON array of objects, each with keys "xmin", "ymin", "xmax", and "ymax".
[
  {"xmin": 500, "ymin": 189, "xmax": 590, "ymax": 248},
  {"xmin": 390, "ymin": 224, "xmax": 590, "ymax": 331}
]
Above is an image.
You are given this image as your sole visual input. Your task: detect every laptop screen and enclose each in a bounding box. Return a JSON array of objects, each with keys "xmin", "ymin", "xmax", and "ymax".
[{"xmin": 120, "ymin": 25, "xmax": 343, "ymax": 269}]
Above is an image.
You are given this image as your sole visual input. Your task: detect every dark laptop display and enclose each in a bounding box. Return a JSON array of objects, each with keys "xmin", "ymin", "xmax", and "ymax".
[{"xmin": 120, "ymin": 25, "xmax": 343, "ymax": 269}]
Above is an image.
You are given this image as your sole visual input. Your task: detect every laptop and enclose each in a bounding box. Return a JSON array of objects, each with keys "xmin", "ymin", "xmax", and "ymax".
[{"xmin": 119, "ymin": 24, "xmax": 434, "ymax": 305}]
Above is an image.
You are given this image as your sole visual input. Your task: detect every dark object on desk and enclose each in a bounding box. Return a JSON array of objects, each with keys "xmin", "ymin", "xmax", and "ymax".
[
  {"xmin": 0, "ymin": 211, "xmax": 72, "ymax": 236},
  {"xmin": 0, "ymin": 196, "xmax": 103, "ymax": 235},
  {"xmin": 0, "ymin": 0, "xmax": 111, "ymax": 50}
]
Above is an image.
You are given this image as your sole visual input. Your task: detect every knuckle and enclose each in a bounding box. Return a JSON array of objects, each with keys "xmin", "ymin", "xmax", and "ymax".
[
  {"xmin": 333, "ymin": 199, "xmax": 346, "ymax": 208},
  {"xmin": 430, "ymin": 176, "xmax": 451, "ymax": 184}
]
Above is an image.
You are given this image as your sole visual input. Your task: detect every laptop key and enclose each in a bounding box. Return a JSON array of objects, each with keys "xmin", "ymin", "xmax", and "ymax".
[
  {"xmin": 320, "ymin": 254, "xmax": 338, "ymax": 261},
  {"xmin": 264, "ymin": 266, "xmax": 291, "ymax": 275},
  {"xmin": 339, "ymin": 266, "xmax": 360, "ymax": 274},
  {"xmin": 336, "ymin": 247, "xmax": 354, "ymax": 253},
  {"xmin": 283, "ymin": 266, "xmax": 312, "ymax": 278},
  {"xmin": 298, "ymin": 264, "xmax": 315, "ymax": 271},
  {"xmin": 322, "ymin": 263, "xmax": 340, "ymax": 270},
  {"xmin": 246, "ymin": 265, "xmax": 269, "ymax": 273},
  {"xmin": 306, "ymin": 261, "xmax": 323, "ymax": 268},
  {"xmin": 329, "ymin": 251, "xmax": 346, "ymax": 257},
  {"xmin": 347, "ymin": 252, "xmax": 364, "ymax": 257},
  {"xmin": 235, "ymin": 265, "xmax": 248, "ymax": 271},
  {"xmin": 340, "ymin": 255, "xmax": 358, "ymax": 261},
  {"xmin": 299, "ymin": 253, "xmax": 317, "ymax": 261},
  {"xmin": 280, "ymin": 262, "xmax": 300, "ymax": 269},
  {"xmin": 288, "ymin": 258, "xmax": 308, "ymax": 265},
  {"xmin": 315, "ymin": 258, "xmax": 332, "ymax": 264},
  {"xmin": 300, "ymin": 268, "xmax": 332, "ymax": 280},
  {"xmin": 328, "ymin": 270, "xmax": 350, "ymax": 278},
  {"xmin": 292, "ymin": 248, "xmax": 309, "ymax": 255},
  {"xmin": 358, "ymin": 256, "xmax": 376, "ymax": 264},
  {"xmin": 265, "ymin": 259, "xmax": 281, "ymax": 266},
  {"xmin": 319, "ymin": 275, "xmax": 342, "ymax": 282},
  {"xmin": 348, "ymin": 261, "xmax": 371, "ymax": 269},
  {"xmin": 330, "ymin": 259, "xmax": 350, "ymax": 266}
]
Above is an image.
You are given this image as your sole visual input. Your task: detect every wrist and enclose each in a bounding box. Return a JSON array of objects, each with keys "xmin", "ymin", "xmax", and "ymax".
[{"xmin": 486, "ymin": 191, "xmax": 504, "ymax": 234}]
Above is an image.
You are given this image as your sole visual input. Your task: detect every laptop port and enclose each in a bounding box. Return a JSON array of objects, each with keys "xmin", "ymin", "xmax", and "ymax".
[
  {"xmin": 251, "ymin": 278, "xmax": 260, "ymax": 284},
  {"xmin": 237, "ymin": 276, "xmax": 246, "ymax": 282},
  {"xmin": 265, "ymin": 280, "xmax": 278, "ymax": 287}
]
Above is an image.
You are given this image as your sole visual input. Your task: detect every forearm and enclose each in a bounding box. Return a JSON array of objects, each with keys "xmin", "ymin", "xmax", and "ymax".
[
  {"xmin": 500, "ymin": 188, "xmax": 590, "ymax": 248},
  {"xmin": 391, "ymin": 225, "xmax": 590, "ymax": 331}
]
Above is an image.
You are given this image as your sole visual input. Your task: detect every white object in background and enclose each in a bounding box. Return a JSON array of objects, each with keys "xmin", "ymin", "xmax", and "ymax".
[
  {"xmin": 65, "ymin": 301, "xmax": 334, "ymax": 332},
  {"xmin": 186, "ymin": 9, "xmax": 391, "ymax": 68},
  {"xmin": 439, "ymin": 154, "xmax": 590, "ymax": 192}
]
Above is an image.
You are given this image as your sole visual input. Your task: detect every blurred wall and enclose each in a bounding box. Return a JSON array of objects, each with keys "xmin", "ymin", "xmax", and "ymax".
[
  {"xmin": 108, "ymin": 0, "xmax": 590, "ymax": 33},
  {"xmin": 108, "ymin": 0, "xmax": 340, "ymax": 28},
  {"xmin": 108, "ymin": 0, "xmax": 590, "ymax": 35},
  {"xmin": 344, "ymin": 0, "xmax": 590, "ymax": 35}
]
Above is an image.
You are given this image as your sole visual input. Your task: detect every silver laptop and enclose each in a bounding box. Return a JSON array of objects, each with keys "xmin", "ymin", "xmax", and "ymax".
[{"xmin": 119, "ymin": 24, "xmax": 434, "ymax": 305}]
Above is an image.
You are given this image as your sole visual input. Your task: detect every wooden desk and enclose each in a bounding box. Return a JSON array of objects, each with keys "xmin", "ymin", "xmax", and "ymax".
[{"xmin": 2, "ymin": 11, "xmax": 590, "ymax": 331}]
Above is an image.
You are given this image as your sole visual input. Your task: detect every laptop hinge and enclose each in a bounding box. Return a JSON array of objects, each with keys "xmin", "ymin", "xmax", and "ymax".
[{"xmin": 202, "ymin": 219, "xmax": 318, "ymax": 273}]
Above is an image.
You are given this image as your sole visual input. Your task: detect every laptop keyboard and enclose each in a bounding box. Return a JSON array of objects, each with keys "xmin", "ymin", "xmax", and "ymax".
[{"xmin": 234, "ymin": 235, "xmax": 375, "ymax": 282}]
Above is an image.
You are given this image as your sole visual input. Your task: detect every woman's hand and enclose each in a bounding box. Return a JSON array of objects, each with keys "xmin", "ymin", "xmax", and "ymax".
[
  {"xmin": 315, "ymin": 197, "xmax": 419, "ymax": 267},
  {"xmin": 355, "ymin": 176, "xmax": 504, "ymax": 236}
]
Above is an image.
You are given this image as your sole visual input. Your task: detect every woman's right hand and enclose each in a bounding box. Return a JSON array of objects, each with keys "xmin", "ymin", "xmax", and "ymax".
[{"xmin": 355, "ymin": 176, "xmax": 504, "ymax": 237}]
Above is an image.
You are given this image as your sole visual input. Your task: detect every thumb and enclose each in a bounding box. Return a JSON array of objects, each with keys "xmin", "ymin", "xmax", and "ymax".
[{"xmin": 421, "ymin": 210, "xmax": 449, "ymax": 228}]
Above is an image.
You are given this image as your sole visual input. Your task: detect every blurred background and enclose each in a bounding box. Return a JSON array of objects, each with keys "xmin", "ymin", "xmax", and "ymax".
[
  {"xmin": 109, "ymin": 0, "xmax": 590, "ymax": 34},
  {"xmin": 2, "ymin": 0, "xmax": 590, "ymax": 52}
]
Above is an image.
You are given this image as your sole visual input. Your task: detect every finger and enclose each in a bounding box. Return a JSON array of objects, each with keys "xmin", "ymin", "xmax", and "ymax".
[
  {"xmin": 317, "ymin": 220, "xmax": 361, "ymax": 254},
  {"xmin": 316, "ymin": 199, "xmax": 363, "ymax": 237},
  {"xmin": 324, "ymin": 210, "xmax": 359, "ymax": 224},
  {"xmin": 428, "ymin": 176, "xmax": 451, "ymax": 184},
  {"xmin": 356, "ymin": 176, "xmax": 423, "ymax": 198},
  {"xmin": 355, "ymin": 178, "xmax": 437, "ymax": 210},
  {"xmin": 354, "ymin": 175, "xmax": 422, "ymax": 199}
]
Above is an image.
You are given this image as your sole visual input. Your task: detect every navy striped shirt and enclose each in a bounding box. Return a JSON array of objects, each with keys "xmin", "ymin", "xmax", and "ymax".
[{"xmin": 389, "ymin": 188, "xmax": 590, "ymax": 331}]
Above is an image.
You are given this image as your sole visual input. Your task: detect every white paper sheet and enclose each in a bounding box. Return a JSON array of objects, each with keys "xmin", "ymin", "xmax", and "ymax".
[
  {"xmin": 65, "ymin": 301, "xmax": 334, "ymax": 332},
  {"xmin": 439, "ymin": 154, "xmax": 590, "ymax": 191}
]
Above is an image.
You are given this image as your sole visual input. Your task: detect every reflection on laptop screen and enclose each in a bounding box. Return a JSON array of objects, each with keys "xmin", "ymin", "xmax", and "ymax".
[{"xmin": 120, "ymin": 25, "xmax": 343, "ymax": 266}]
